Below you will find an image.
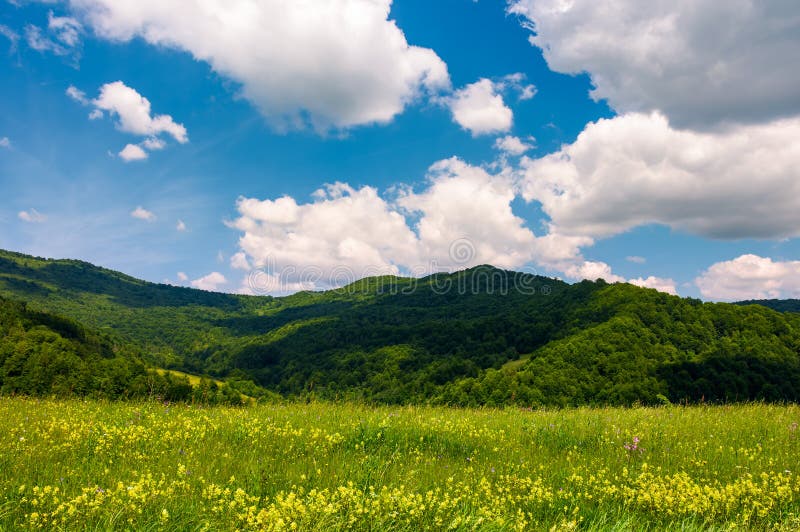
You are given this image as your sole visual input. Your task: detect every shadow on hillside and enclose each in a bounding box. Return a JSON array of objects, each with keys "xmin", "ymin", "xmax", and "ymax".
[{"xmin": 660, "ymin": 355, "xmax": 800, "ymax": 402}]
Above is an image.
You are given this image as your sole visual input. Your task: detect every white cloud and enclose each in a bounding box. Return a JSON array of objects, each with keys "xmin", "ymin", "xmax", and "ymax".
[
  {"xmin": 177, "ymin": 271, "xmax": 188, "ymax": 282},
  {"xmin": 230, "ymin": 157, "xmax": 597, "ymax": 292},
  {"xmin": 130, "ymin": 206, "xmax": 156, "ymax": 222},
  {"xmin": 520, "ymin": 112, "xmax": 800, "ymax": 240},
  {"xmin": 118, "ymin": 143, "xmax": 148, "ymax": 162},
  {"xmin": 629, "ymin": 276, "xmax": 678, "ymax": 295},
  {"xmin": 0, "ymin": 24, "xmax": 19, "ymax": 52},
  {"xmin": 494, "ymin": 135, "xmax": 534, "ymax": 156},
  {"xmin": 508, "ymin": 0, "xmax": 800, "ymax": 128},
  {"xmin": 141, "ymin": 137, "xmax": 166, "ymax": 150},
  {"xmin": 68, "ymin": 81, "xmax": 187, "ymax": 160},
  {"xmin": 25, "ymin": 25, "xmax": 62, "ymax": 53},
  {"xmin": 626, "ymin": 256, "xmax": 646, "ymax": 264},
  {"xmin": 0, "ymin": 137, "xmax": 10, "ymax": 149},
  {"xmin": 397, "ymin": 158, "xmax": 538, "ymax": 270},
  {"xmin": 18, "ymin": 208, "xmax": 47, "ymax": 223},
  {"xmin": 227, "ymin": 154, "xmax": 692, "ymax": 294},
  {"xmin": 232, "ymin": 183, "xmax": 420, "ymax": 285},
  {"xmin": 48, "ymin": 12, "xmax": 82, "ymax": 47},
  {"xmin": 24, "ymin": 12, "xmax": 82, "ymax": 57},
  {"xmin": 66, "ymin": 85, "xmax": 89, "ymax": 105},
  {"xmin": 518, "ymin": 85, "xmax": 537, "ymax": 101},
  {"xmin": 176, "ymin": 219, "xmax": 186, "ymax": 232},
  {"xmin": 497, "ymin": 72, "xmax": 537, "ymax": 101},
  {"xmin": 230, "ymin": 251, "xmax": 251, "ymax": 271},
  {"xmin": 67, "ymin": 0, "xmax": 450, "ymax": 132},
  {"xmin": 563, "ymin": 260, "xmax": 625, "ymax": 283},
  {"xmin": 696, "ymin": 254, "xmax": 800, "ymax": 301},
  {"xmin": 93, "ymin": 81, "xmax": 187, "ymax": 143},
  {"xmin": 447, "ymin": 79, "xmax": 513, "ymax": 136},
  {"xmin": 191, "ymin": 271, "xmax": 227, "ymax": 292},
  {"xmin": 237, "ymin": 271, "xmax": 316, "ymax": 296}
]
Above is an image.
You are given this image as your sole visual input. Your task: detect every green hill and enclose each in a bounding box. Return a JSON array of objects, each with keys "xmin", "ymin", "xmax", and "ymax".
[{"xmin": 2, "ymin": 248, "xmax": 800, "ymax": 406}]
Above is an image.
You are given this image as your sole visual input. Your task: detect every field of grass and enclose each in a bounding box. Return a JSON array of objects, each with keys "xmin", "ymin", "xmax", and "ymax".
[{"xmin": 1, "ymin": 399, "xmax": 800, "ymax": 530}]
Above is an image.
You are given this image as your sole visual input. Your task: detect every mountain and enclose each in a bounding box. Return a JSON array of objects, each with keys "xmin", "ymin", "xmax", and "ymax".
[{"xmin": 2, "ymin": 248, "xmax": 800, "ymax": 406}]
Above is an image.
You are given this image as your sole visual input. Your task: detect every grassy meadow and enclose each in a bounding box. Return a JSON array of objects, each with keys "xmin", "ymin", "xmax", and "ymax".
[{"xmin": 1, "ymin": 398, "xmax": 800, "ymax": 530}]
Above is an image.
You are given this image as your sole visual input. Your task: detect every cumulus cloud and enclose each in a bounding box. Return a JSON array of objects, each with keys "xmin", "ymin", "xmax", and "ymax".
[
  {"xmin": 232, "ymin": 183, "xmax": 421, "ymax": 285},
  {"xmin": 696, "ymin": 254, "xmax": 800, "ymax": 301},
  {"xmin": 397, "ymin": 158, "xmax": 538, "ymax": 270},
  {"xmin": 520, "ymin": 112, "xmax": 800, "ymax": 240},
  {"xmin": 191, "ymin": 271, "xmax": 227, "ymax": 292},
  {"xmin": 93, "ymin": 81, "xmax": 187, "ymax": 143},
  {"xmin": 66, "ymin": 0, "xmax": 449, "ymax": 132},
  {"xmin": 494, "ymin": 135, "xmax": 534, "ymax": 155},
  {"xmin": 230, "ymin": 251, "xmax": 251, "ymax": 271},
  {"xmin": 0, "ymin": 137, "xmax": 9, "ymax": 149},
  {"xmin": 18, "ymin": 208, "xmax": 47, "ymax": 223},
  {"xmin": 176, "ymin": 219, "xmax": 186, "ymax": 232},
  {"xmin": 629, "ymin": 276, "xmax": 678, "ymax": 295},
  {"xmin": 447, "ymin": 79, "xmax": 513, "ymax": 136},
  {"xmin": 563, "ymin": 260, "xmax": 625, "ymax": 283},
  {"xmin": 227, "ymin": 154, "xmax": 694, "ymax": 294},
  {"xmin": 68, "ymin": 81, "xmax": 187, "ymax": 160},
  {"xmin": 130, "ymin": 206, "xmax": 156, "ymax": 222},
  {"xmin": 229, "ymin": 157, "xmax": 602, "ymax": 293},
  {"xmin": 508, "ymin": 0, "xmax": 800, "ymax": 128},
  {"xmin": 118, "ymin": 143, "xmax": 147, "ymax": 162},
  {"xmin": 176, "ymin": 271, "xmax": 188, "ymax": 282}
]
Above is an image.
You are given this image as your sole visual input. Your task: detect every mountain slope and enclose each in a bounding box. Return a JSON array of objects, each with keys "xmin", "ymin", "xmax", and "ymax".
[
  {"xmin": 439, "ymin": 284, "xmax": 800, "ymax": 406},
  {"xmin": 2, "ymin": 249, "xmax": 800, "ymax": 406},
  {"xmin": 0, "ymin": 294, "xmax": 148, "ymax": 397},
  {"xmin": 0, "ymin": 293, "xmax": 259, "ymax": 404},
  {"xmin": 0, "ymin": 249, "xmax": 264, "ymax": 367}
]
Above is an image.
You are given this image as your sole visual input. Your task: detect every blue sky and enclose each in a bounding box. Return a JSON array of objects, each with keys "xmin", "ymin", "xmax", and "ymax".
[{"xmin": 1, "ymin": 0, "xmax": 800, "ymax": 300}]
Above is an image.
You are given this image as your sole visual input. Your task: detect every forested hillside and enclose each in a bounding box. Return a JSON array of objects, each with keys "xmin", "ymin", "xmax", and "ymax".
[
  {"xmin": 0, "ymin": 293, "xmax": 249, "ymax": 404},
  {"xmin": 2, "ymin": 249, "xmax": 800, "ymax": 406},
  {"xmin": 736, "ymin": 299, "xmax": 800, "ymax": 313},
  {"xmin": 0, "ymin": 295, "xmax": 145, "ymax": 397}
]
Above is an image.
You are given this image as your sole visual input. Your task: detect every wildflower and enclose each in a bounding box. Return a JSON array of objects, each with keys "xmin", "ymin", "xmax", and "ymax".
[{"xmin": 624, "ymin": 436, "xmax": 644, "ymax": 454}]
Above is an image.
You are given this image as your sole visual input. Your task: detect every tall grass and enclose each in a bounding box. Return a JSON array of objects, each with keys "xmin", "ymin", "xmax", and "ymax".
[{"xmin": 1, "ymin": 398, "xmax": 799, "ymax": 530}]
